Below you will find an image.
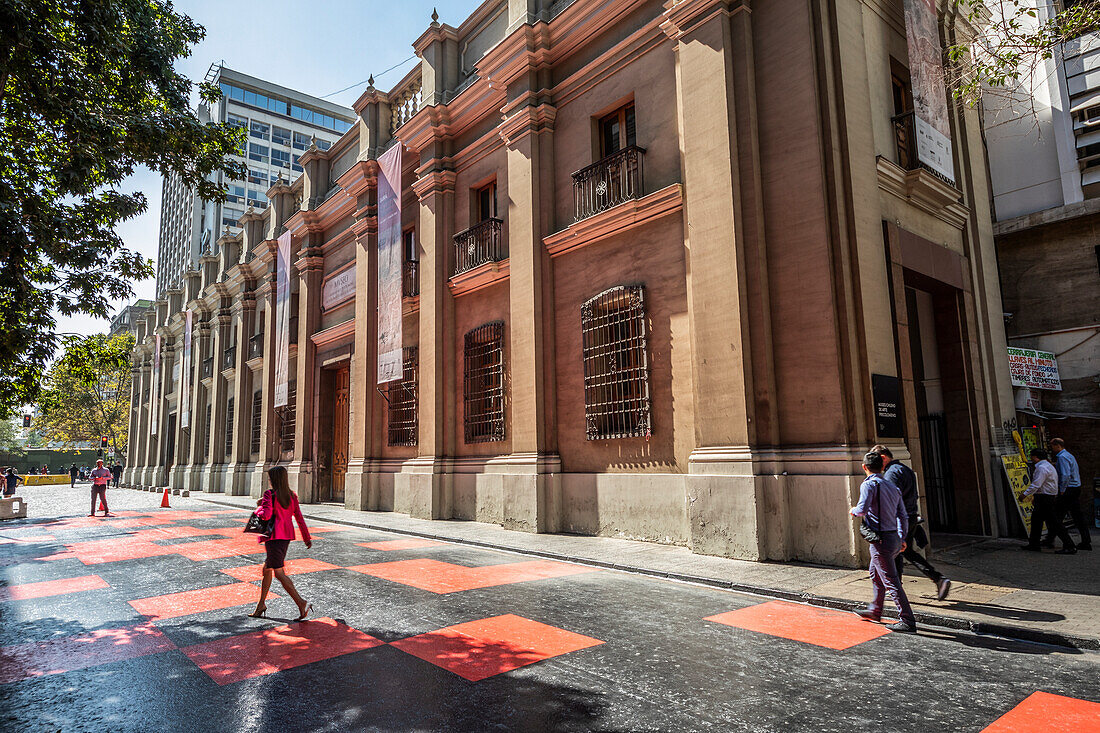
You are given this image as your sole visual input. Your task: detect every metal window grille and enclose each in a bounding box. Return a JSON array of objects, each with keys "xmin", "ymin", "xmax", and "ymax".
[
  {"xmin": 250, "ymin": 391, "xmax": 262, "ymax": 455},
  {"xmin": 463, "ymin": 322, "xmax": 505, "ymax": 443},
  {"xmin": 387, "ymin": 347, "xmax": 419, "ymax": 446},
  {"xmin": 224, "ymin": 397, "xmax": 235, "ymax": 457},
  {"xmin": 581, "ymin": 285, "xmax": 651, "ymax": 440},
  {"xmin": 203, "ymin": 404, "xmax": 212, "ymax": 461},
  {"xmin": 278, "ymin": 382, "xmax": 296, "ymax": 453}
]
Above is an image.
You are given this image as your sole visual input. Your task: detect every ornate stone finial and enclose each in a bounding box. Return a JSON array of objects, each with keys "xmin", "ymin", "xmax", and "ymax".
[
  {"xmin": 222, "ymin": 225, "xmax": 230, "ymax": 236},
  {"xmin": 308, "ymin": 134, "xmax": 318, "ymax": 150},
  {"xmin": 246, "ymin": 205, "xmax": 254, "ymax": 215},
  {"xmin": 368, "ymin": 74, "xmax": 375, "ymax": 89},
  {"xmin": 431, "ymin": 7, "xmax": 439, "ymax": 23}
]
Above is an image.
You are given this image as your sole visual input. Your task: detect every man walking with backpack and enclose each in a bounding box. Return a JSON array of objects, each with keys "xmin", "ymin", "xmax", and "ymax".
[
  {"xmin": 88, "ymin": 459, "xmax": 113, "ymax": 517},
  {"xmin": 872, "ymin": 445, "xmax": 951, "ymax": 600}
]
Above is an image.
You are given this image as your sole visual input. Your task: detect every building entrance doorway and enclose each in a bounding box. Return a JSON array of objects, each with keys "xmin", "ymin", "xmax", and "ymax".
[
  {"xmin": 164, "ymin": 413, "xmax": 177, "ymax": 469},
  {"xmin": 316, "ymin": 364, "xmax": 349, "ymax": 504}
]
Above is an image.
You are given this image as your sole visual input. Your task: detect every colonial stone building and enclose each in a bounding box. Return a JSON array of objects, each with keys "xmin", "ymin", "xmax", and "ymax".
[{"xmin": 127, "ymin": 0, "xmax": 1016, "ymax": 567}]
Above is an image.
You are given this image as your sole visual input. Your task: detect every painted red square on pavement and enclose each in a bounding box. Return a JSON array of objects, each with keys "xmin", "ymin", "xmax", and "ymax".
[
  {"xmin": 182, "ymin": 617, "xmax": 383, "ymax": 685},
  {"xmin": 130, "ymin": 582, "xmax": 275, "ymax": 620},
  {"xmin": 65, "ymin": 537, "xmax": 177, "ymax": 565},
  {"xmin": 0, "ymin": 574, "xmax": 108, "ymax": 602},
  {"xmin": 221, "ymin": 559, "xmax": 341, "ymax": 582},
  {"xmin": 348, "ymin": 559, "xmax": 597, "ymax": 594},
  {"xmin": 705, "ymin": 600, "xmax": 891, "ymax": 650},
  {"xmin": 358, "ymin": 539, "xmax": 446, "ymax": 551},
  {"xmin": 0, "ymin": 621, "xmax": 177, "ymax": 684},
  {"xmin": 982, "ymin": 691, "xmax": 1100, "ymax": 732},
  {"xmin": 169, "ymin": 537, "xmax": 266, "ymax": 561},
  {"xmin": 391, "ymin": 614, "xmax": 604, "ymax": 682}
]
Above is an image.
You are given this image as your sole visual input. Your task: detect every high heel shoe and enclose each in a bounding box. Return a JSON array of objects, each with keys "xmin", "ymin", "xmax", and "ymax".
[
  {"xmin": 296, "ymin": 602, "xmax": 313, "ymax": 622},
  {"xmin": 248, "ymin": 604, "xmax": 267, "ymax": 618}
]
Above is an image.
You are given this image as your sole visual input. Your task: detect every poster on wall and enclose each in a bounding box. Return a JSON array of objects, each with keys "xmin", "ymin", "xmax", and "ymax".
[
  {"xmin": 1001, "ymin": 454, "xmax": 1033, "ymax": 534},
  {"xmin": 376, "ymin": 142, "xmax": 403, "ymax": 383},
  {"xmin": 181, "ymin": 310, "xmax": 192, "ymax": 430},
  {"xmin": 902, "ymin": 0, "xmax": 956, "ymax": 184},
  {"xmin": 151, "ymin": 334, "xmax": 161, "ymax": 436},
  {"xmin": 1007, "ymin": 347, "xmax": 1061, "ymax": 390},
  {"xmin": 872, "ymin": 374, "xmax": 905, "ymax": 438},
  {"xmin": 274, "ymin": 229, "xmax": 292, "ymax": 407}
]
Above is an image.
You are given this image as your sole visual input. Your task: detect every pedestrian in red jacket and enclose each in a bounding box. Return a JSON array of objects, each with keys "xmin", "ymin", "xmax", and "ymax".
[{"xmin": 249, "ymin": 465, "xmax": 313, "ymax": 621}]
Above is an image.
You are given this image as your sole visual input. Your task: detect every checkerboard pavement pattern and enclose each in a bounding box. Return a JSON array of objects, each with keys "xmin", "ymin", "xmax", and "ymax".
[{"xmin": 0, "ymin": 496, "xmax": 1097, "ymax": 732}]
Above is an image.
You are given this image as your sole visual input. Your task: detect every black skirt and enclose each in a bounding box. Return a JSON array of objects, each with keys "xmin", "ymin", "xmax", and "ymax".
[{"xmin": 264, "ymin": 539, "xmax": 290, "ymax": 569}]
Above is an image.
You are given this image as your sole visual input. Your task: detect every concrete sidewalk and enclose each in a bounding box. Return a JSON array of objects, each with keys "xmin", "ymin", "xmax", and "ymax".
[{"xmin": 190, "ymin": 491, "xmax": 1100, "ymax": 650}]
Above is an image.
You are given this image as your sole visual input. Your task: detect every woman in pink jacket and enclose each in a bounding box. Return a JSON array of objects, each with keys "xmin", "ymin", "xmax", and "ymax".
[{"xmin": 249, "ymin": 466, "xmax": 313, "ymax": 620}]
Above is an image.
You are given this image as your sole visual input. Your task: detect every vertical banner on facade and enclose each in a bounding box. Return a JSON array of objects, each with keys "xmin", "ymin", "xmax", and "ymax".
[
  {"xmin": 151, "ymin": 334, "xmax": 161, "ymax": 436},
  {"xmin": 181, "ymin": 310, "xmax": 193, "ymax": 430},
  {"xmin": 377, "ymin": 143, "xmax": 403, "ymax": 383},
  {"xmin": 902, "ymin": 0, "xmax": 955, "ymax": 184},
  {"xmin": 274, "ymin": 229, "xmax": 292, "ymax": 407}
]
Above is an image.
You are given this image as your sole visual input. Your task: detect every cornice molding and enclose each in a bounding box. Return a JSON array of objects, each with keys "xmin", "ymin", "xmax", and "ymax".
[
  {"xmin": 875, "ymin": 157, "xmax": 969, "ymax": 230},
  {"xmin": 544, "ymin": 184, "xmax": 684, "ymax": 257},
  {"xmin": 448, "ymin": 258, "xmax": 510, "ymax": 297},
  {"xmin": 311, "ymin": 318, "xmax": 355, "ymax": 348},
  {"xmin": 498, "ymin": 102, "xmax": 557, "ymax": 146},
  {"xmin": 660, "ymin": 0, "xmax": 745, "ymax": 41},
  {"xmin": 412, "ymin": 169, "xmax": 458, "ymax": 200}
]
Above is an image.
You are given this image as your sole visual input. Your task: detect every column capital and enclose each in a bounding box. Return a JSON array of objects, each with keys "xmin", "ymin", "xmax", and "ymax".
[
  {"xmin": 660, "ymin": 0, "xmax": 744, "ymax": 41},
  {"xmin": 498, "ymin": 102, "xmax": 556, "ymax": 147},
  {"xmin": 412, "ymin": 169, "xmax": 457, "ymax": 201}
]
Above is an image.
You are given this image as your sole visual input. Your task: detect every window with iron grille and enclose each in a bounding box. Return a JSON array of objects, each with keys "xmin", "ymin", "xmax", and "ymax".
[
  {"xmin": 224, "ymin": 397, "xmax": 235, "ymax": 458},
  {"xmin": 203, "ymin": 404, "xmax": 212, "ymax": 461},
  {"xmin": 278, "ymin": 382, "xmax": 296, "ymax": 453},
  {"xmin": 250, "ymin": 391, "xmax": 263, "ymax": 455},
  {"xmin": 387, "ymin": 347, "xmax": 418, "ymax": 446},
  {"xmin": 581, "ymin": 285, "xmax": 651, "ymax": 440},
  {"xmin": 463, "ymin": 322, "xmax": 505, "ymax": 443}
]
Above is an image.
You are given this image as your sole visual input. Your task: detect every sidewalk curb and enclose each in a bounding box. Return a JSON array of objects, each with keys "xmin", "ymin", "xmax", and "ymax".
[{"xmin": 192, "ymin": 493, "xmax": 1099, "ymax": 652}]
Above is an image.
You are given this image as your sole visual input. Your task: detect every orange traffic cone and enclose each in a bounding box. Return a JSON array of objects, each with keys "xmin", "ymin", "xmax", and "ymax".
[
  {"xmin": 160, "ymin": 489, "xmax": 171, "ymax": 508},
  {"xmin": 99, "ymin": 497, "xmax": 107, "ymax": 512}
]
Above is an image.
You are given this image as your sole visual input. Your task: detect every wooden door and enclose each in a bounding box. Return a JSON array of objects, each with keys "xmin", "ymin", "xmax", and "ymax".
[{"xmin": 331, "ymin": 366, "xmax": 350, "ymax": 503}]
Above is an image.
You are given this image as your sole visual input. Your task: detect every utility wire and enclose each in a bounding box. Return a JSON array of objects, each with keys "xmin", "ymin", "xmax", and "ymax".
[{"xmin": 321, "ymin": 55, "xmax": 418, "ymax": 99}]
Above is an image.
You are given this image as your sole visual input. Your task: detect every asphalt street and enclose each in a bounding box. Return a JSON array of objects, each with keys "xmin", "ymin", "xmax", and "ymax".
[{"xmin": 0, "ymin": 485, "xmax": 1097, "ymax": 732}]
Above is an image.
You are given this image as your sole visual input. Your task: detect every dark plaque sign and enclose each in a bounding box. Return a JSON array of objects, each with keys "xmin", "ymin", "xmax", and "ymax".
[{"xmin": 872, "ymin": 374, "xmax": 904, "ymax": 439}]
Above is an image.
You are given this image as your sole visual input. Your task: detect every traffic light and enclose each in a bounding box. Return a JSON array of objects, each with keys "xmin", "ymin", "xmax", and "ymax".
[
  {"xmin": 100, "ymin": 436, "xmax": 109, "ymax": 449},
  {"xmin": 22, "ymin": 414, "xmax": 30, "ymax": 428}
]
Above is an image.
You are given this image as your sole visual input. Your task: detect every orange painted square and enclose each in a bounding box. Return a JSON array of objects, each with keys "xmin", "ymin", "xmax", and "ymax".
[
  {"xmin": 358, "ymin": 539, "xmax": 446, "ymax": 551},
  {"xmin": 982, "ymin": 691, "xmax": 1100, "ymax": 732},
  {"xmin": 348, "ymin": 559, "xmax": 596, "ymax": 594},
  {"xmin": 65, "ymin": 538, "xmax": 177, "ymax": 565},
  {"xmin": 391, "ymin": 614, "xmax": 604, "ymax": 682},
  {"xmin": 129, "ymin": 582, "xmax": 275, "ymax": 620},
  {"xmin": 0, "ymin": 621, "xmax": 176, "ymax": 684},
  {"xmin": 220, "ymin": 559, "xmax": 341, "ymax": 582},
  {"xmin": 181, "ymin": 617, "xmax": 383, "ymax": 685},
  {"xmin": 0, "ymin": 574, "xmax": 108, "ymax": 602},
  {"xmin": 705, "ymin": 600, "xmax": 891, "ymax": 650},
  {"xmin": 169, "ymin": 537, "xmax": 266, "ymax": 561}
]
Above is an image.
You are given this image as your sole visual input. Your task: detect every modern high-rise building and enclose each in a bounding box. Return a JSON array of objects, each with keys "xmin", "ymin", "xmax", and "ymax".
[{"xmin": 154, "ymin": 64, "xmax": 355, "ymax": 296}]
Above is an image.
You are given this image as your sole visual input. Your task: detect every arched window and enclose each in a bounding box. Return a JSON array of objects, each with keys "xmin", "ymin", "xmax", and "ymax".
[{"xmin": 581, "ymin": 285, "xmax": 651, "ymax": 440}]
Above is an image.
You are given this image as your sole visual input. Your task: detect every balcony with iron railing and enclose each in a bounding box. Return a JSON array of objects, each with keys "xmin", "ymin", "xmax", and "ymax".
[
  {"xmin": 248, "ymin": 332, "xmax": 264, "ymax": 360},
  {"xmin": 223, "ymin": 345, "xmax": 236, "ymax": 370},
  {"xmin": 201, "ymin": 356, "xmax": 213, "ymax": 380},
  {"xmin": 453, "ymin": 218, "xmax": 505, "ymax": 276},
  {"xmin": 890, "ymin": 111, "xmax": 956, "ymax": 185},
  {"xmin": 288, "ymin": 316, "xmax": 298, "ymax": 345},
  {"xmin": 572, "ymin": 146, "xmax": 646, "ymax": 222},
  {"xmin": 403, "ymin": 260, "xmax": 420, "ymax": 297}
]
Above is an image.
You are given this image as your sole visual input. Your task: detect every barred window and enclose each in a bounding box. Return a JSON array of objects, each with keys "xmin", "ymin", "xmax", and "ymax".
[
  {"xmin": 203, "ymin": 404, "xmax": 212, "ymax": 461},
  {"xmin": 225, "ymin": 397, "xmax": 235, "ymax": 458},
  {"xmin": 250, "ymin": 390, "xmax": 263, "ymax": 455},
  {"xmin": 387, "ymin": 347, "xmax": 418, "ymax": 447},
  {"xmin": 581, "ymin": 285, "xmax": 651, "ymax": 440},
  {"xmin": 463, "ymin": 322, "xmax": 505, "ymax": 443},
  {"xmin": 278, "ymin": 382, "xmax": 296, "ymax": 453}
]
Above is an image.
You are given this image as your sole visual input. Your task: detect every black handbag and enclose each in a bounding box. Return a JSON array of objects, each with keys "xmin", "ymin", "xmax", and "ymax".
[
  {"xmin": 859, "ymin": 478, "xmax": 883, "ymax": 544},
  {"xmin": 244, "ymin": 491, "xmax": 276, "ymax": 536}
]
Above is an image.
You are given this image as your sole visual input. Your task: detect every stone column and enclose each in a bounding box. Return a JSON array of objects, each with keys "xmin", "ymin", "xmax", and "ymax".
[
  {"xmin": 499, "ymin": 94, "xmax": 560, "ymax": 533},
  {"xmin": 153, "ymin": 343, "xmax": 175, "ymax": 488},
  {"xmin": 185, "ymin": 318, "xmax": 212, "ymax": 492},
  {"xmin": 410, "ymin": 167, "xmax": 456, "ymax": 520},
  {"xmin": 290, "ymin": 243, "xmax": 324, "ymax": 502},
  {"xmin": 203, "ymin": 308, "xmax": 232, "ymax": 493},
  {"xmin": 250, "ymin": 280, "xmax": 278, "ymax": 497},
  {"xmin": 227, "ymin": 296, "xmax": 256, "ymax": 495}
]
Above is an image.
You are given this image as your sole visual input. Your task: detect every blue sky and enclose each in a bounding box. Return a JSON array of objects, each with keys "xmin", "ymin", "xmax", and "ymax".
[{"xmin": 59, "ymin": 0, "xmax": 483, "ymax": 337}]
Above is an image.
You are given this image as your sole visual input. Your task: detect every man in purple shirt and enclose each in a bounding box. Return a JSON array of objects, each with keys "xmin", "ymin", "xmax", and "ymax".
[{"xmin": 851, "ymin": 451, "xmax": 916, "ymax": 632}]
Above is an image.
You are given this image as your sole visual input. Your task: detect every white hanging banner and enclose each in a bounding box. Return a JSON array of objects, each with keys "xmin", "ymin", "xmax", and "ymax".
[
  {"xmin": 181, "ymin": 310, "xmax": 193, "ymax": 430},
  {"xmin": 150, "ymin": 334, "xmax": 161, "ymax": 436},
  {"xmin": 902, "ymin": 0, "xmax": 955, "ymax": 184},
  {"xmin": 377, "ymin": 143, "xmax": 403, "ymax": 383},
  {"xmin": 274, "ymin": 229, "xmax": 292, "ymax": 407}
]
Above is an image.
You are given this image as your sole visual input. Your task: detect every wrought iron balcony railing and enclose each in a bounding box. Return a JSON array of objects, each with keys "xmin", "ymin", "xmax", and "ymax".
[
  {"xmin": 403, "ymin": 260, "xmax": 420, "ymax": 297},
  {"xmin": 572, "ymin": 146, "xmax": 645, "ymax": 222},
  {"xmin": 453, "ymin": 218, "xmax": 505, "ymax": 276},
  {"xmin": 223, "ymin": 345, "xmax": 236, "ymax": 370},
  {"xmin": 248, "ymin": 333, "xmax": 264, "ymax": 360},
  {"xmin": 288, "ymin": 316, "xmax": 298, "ymax": 345},
  {"xmin": 201, "ymin": 356, "xmax": 213, "ymax": 380},
  {"xmin": 890, "ymin": 110, "xmax": 955, "ymax": 185}
]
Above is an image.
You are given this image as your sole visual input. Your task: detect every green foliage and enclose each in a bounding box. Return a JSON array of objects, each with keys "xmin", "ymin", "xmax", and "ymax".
[
  {"xmin": 34, "ymin": 331, "xmax": 134, "ymax": 458},
  {"xmin": 0, "ymin": 417, "xmax": 23, "ymax": 454},
  {"xmin": 948, "ymin": 0, "xmax": 1100, "ymax": 106},
  {"xmin": 0, "ymin": 0, "xmax": 246, "ymax": 415}
]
